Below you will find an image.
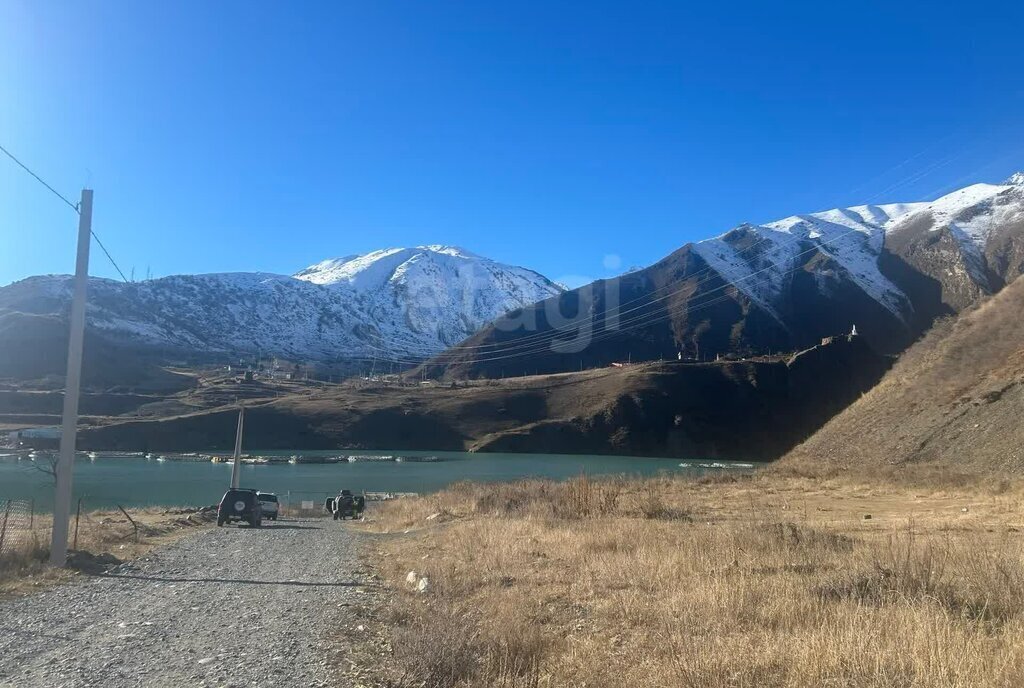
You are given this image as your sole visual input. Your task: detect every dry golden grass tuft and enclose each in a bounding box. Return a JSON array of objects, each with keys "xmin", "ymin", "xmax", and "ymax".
[{"xmin": 357, "ymin": 473, "xmax": 1024, "ymax": 687}]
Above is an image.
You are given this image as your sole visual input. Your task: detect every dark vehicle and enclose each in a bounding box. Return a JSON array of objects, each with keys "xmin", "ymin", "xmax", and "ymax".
[
  {"xmin": 331, "ymin": 489, "xmax": 366, "ymax": 520},
  {"xmin": 217, "ymin": 488, "xmax": 263, "ymax": 527}
]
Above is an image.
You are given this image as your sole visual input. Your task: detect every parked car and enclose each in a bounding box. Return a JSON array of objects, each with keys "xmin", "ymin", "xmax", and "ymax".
[
  {"xmin": 256, "ymin": 491, "xmax": 279, "ymax": 520},
  {"xmin": 332, "ymin": 489, "xmax": 366, "ymax": 520},
  {"xmin": 217, "ymin": 488, "xmax": 263, "ymax": 527}
]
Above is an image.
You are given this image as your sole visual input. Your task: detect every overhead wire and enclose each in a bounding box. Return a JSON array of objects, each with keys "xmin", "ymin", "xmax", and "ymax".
[
  {"xmin": 385, "ymin": 153, "xmax": 962, "ymax": 361},
  {"xmin": 415, "ymin": 150, "xmax": 991, "ymax": 366},
  {"xmin": 0, "ymin": 142, "xmax": 131, "ymax": 283},
  {"xmin": 352, "ymin": 215, "xmax": 899, "ymax": 368},
  {"xmin": 0, "ymin": 143, "xmax": 80, "ymax": 212}
]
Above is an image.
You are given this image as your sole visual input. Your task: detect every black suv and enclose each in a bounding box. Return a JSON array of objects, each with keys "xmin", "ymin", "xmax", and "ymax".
[{"xmin": 217, "ymin": 488, "xmax": 263, "ymax": 527}]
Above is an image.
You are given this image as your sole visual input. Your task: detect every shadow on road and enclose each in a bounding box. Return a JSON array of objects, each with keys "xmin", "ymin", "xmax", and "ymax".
[{"xmin": 95, "ymin": 572, "xmax": 367, "ymax": 588}]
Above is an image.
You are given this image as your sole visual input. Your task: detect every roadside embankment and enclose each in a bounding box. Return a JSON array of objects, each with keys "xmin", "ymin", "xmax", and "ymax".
[{"xmin": 0, "ymin": 505, "xmax": 216, "ymax": 597}]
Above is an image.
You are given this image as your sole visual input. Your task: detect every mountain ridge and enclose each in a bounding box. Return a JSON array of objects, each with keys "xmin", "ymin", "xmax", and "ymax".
[
  {"xmin": 429, "ymin": 173, "xmax": 1024, "ymax": 378},
  {"xmin": 3, "ymin": 173, "xmax": 1023, "ymax": 384},
  {"xmin": 0, "ymin": 246, "xmax": 563, "ymax": 379}
]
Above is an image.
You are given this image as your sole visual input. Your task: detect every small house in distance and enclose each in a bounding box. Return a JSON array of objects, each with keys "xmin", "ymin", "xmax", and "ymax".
[{"xmin": 821, "ymin": 324, "xmax": 860, "ymax": 347}]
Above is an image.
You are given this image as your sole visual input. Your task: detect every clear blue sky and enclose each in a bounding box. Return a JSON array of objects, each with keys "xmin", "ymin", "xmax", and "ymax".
[{"xmin": 3, "ymin": 0, "xmax": 1023, "ymax": 288}]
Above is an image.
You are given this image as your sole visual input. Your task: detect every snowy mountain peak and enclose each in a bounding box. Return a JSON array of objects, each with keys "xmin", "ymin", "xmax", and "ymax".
[
  {"xmin": 417, "ymin": 244, "xmax": 479, "ymax": 258},
  {"xmin": 693, "ymin": 175, "xmax": 1024, "ymax": 327},
  {"xmin": 282, "ymin": 245, "xmax": 564, "ymax": 352},
  {"xmin": 293, "ymin": 245, "xmax": 552, "ymax": 291},
  {"xmin": 0, "ymin": 245, "xmax": 563, "ymax": 364}
]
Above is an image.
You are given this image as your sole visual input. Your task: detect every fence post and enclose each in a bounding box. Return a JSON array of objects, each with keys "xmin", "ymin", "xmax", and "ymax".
[
  {"xmin": 73, "ymin": 497, "xmax": 83, "ymax": 550},
  {"xmin": 0, "ymin": 500, "xmax": 11, "ymax": 555},
  {"xmin": 29, "ymin": 499, "xmax": 34, "ymax": 530},
  {"xmin": 117, "ymin": 504, "xmax": 139, "ymax": 542}
]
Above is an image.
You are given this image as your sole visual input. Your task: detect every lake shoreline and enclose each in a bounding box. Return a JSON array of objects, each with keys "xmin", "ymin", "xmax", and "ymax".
[{"xmin": 0, "ymin": 450, "xmax": 758, "ymax": 512}]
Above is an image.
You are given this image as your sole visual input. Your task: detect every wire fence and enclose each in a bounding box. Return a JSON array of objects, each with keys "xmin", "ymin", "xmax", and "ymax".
[{"xmin": 0, "ymin": 499, "xmax": 36, "ymax": 560}]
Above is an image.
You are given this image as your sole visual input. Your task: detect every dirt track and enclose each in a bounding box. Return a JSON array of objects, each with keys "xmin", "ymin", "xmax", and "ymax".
[{"xmin": 0, "ymin": 519, "xmax": 371, "ymax": 687}]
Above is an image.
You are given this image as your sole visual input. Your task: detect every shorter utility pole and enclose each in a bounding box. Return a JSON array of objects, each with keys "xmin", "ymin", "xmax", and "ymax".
[
  {"xmin": 230, "ymin": 406, "xmax": 245, "ymax": 488},
  {"xmin": 50, "ymin": 189, "xmax": 93, "ymax": 567}
]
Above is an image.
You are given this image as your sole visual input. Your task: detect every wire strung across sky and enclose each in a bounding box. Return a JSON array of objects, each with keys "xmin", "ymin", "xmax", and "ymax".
[
  {"xmin": 0, "ymin": 142, "xmax": 131, "ymax": 283},
  {"xmin": 348, "ymin": 214, "xmax": 903, "ymax": 370},
  {"xmin": 359, "ymin": 145, "xmax": 993, "ymax": 368}
]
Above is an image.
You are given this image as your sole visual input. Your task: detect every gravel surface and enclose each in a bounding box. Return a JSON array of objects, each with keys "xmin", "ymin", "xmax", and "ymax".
[{"xmin": 0, "ymin": 519, "xmax": 371, "ymax": 687}]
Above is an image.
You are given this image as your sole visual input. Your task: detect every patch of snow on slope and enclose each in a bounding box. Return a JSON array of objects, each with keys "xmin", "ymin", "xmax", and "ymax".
[
  {"xmin": 695, "ymin": 201, "xmax": 923, "ymax": 321},
  {"xmin": 2, "ymin": 248, "xmax": 565, "ymax": 362},
  {"xmin": 885, "ymin": 182, "xmax": 1015, "ymax": 287},
  {"xmin": 916, "ymin": 184, "xmax": 1009, "ymax": 240}
]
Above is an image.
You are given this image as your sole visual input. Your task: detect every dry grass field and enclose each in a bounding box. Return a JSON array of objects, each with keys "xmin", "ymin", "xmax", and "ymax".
[
  {"xmin": 0, "ymin": 506, "xmax": 214, "ymax": 597},
  {"xmin": 356, "ymin": 472, "xmax": 1024, "ymax": 687}
]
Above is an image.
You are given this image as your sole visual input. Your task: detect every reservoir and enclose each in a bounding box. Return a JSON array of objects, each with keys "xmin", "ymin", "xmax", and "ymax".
[{"xmin": 0, "ymin": 450, "xmax": 754, "ymax": 511}]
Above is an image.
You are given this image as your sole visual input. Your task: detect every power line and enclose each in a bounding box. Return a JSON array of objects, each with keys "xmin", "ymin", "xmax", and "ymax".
[
  {"xmin": 391, "ymin": 223, "xmax": 884, "ymax": 365},
  {"xmin": 90, "ymin": 230, "xmax": 130, "ymax": 283},
  {"xmin": 1, "ymin": 141, "xmax": 130, "ymax": 283},
  {"xmin": 353, "ymin": 216, "xmax": 902, "ymax": 369},
  {"xmin": 0, "ymin": 143, "xmax": 80, "ymax": 212}
]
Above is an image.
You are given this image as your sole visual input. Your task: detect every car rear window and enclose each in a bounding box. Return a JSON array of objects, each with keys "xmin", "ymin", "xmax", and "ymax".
[
  {"xmin": 224, "ymin": 490, "xmax": 255, "ymax": 504},
  {"xmin": 259, "ymin": 495, "xmax": 278, "ymax": 503}
]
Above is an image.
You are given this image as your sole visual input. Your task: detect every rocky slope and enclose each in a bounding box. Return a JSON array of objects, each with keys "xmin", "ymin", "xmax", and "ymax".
[
  {"xmin": 782, "ymin": 274, "xmax": 1024, "ymax": 474},
  {"xmin": 0, "ymin": 246, "xmax": 562, "ymax": 381},
  {"xmin": 430, "ymin": 174, "xmax": 1024, "ymax": 378}
]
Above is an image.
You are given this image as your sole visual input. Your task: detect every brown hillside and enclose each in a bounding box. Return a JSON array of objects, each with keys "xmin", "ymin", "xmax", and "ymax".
[
  {"xmin": 783, "ymin": 275, "xmax": 1024, "ymax": 473},
  {"xmin": 79, "ymin": 336, "xmax": 888, "ymax": 459}
]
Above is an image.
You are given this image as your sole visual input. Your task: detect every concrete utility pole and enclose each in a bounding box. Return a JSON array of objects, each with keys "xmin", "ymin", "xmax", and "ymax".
[
  {"xmin": 230, "ymin": 406, "xmax": 245, "ymax": 488},
  {"xmin": 50, "ymin": 189, "xmax": 93, "ymax": 567}
]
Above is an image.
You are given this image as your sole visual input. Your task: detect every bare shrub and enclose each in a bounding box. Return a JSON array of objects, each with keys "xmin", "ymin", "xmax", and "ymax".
[
  {"xmin": 388, "ymin": 605, "xmax": 481, "ymax": 688},
  {"xmin": 820, "ymin": 528, "xmax": 1024, "ymax": 624}
]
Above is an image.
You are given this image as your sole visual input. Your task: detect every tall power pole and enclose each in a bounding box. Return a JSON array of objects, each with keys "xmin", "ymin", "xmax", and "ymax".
[
  {"xmin": 50, "ymin": 189, "xmax": 93, "ymax": 567},
  {"xmin": 230, "ymin": 406, "xmax": 245, "ymax": 488}
]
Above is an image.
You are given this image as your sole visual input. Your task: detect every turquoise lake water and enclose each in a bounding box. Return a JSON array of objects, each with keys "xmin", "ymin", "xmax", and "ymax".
[{"xmin": 0, "ymin": 450, "xmax": 755, "ymax": 511}]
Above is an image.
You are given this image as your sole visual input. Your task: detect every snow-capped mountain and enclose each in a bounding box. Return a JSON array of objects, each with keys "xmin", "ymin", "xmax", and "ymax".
[
  {"xmin": 693, "ymin": 175, "xmax": 1024, "ymax": 329},
  {"xmin": 432, "ymin": 173, "xmax": 1024, "ymax": 378},
  {"xmin": 0, "ymin": 246, "xmax": 563, "ymax": 370},
  {"xmin": 5, "ymin": 174, "xmax": 1023, "ymax": 384},
  {"xmin": 292, "ymin": 245, "xmax": 562, "ymax": 350}
]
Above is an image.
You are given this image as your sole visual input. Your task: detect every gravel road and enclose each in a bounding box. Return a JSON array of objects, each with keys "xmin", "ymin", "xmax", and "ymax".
[{"xmin": 0, "ymin": 519, "xmax": 372, "ymax": 687}]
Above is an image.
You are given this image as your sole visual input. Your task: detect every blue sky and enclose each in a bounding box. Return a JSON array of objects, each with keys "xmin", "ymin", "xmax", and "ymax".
[{"xmin": 2, "ymin": 1, "xmax": 1023, "ymax": 288}]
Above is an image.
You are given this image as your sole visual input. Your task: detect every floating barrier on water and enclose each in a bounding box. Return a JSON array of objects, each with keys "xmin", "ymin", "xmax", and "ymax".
[
  {"xmin": 364, "ymin": 491, "xmax": 419, "ymax": 500},
  {"xmin": 54, "ymin": 451, "xmax": 448, "ymax": 465},
  {"xmin": 679, "ymin": 461, "xmax": 755, "ymax": 470},
  {"xmin": 287, "ymin": 455, "xmax": 345, "ymax": 464},
  {"xmin": 346, "ymin": 454, "xmax": 443, "ymax": 463}
]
